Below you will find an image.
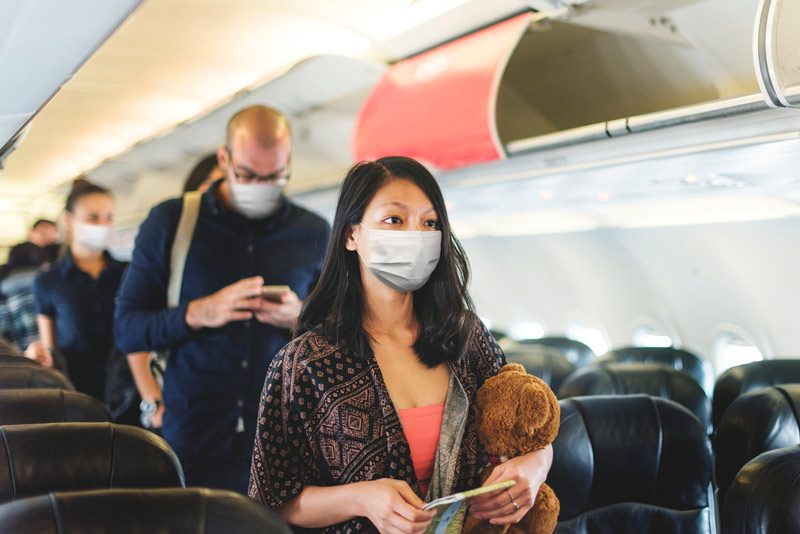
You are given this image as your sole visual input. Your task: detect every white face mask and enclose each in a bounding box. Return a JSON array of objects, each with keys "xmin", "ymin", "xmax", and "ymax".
[
  {"xmin": 74, "ymin": 223, "xmax": 112, "ymax": 251},
  {"xmin": 359, "ymin": 225, "xmax": 442, "ymax": 292},
  {"xmin": 229, "ymin": 180, "xmax": 283, "ymax": 219}
]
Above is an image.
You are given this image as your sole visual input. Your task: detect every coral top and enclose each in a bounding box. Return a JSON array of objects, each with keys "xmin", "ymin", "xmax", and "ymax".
[{"xmin": 398, "ymin": 402, "xmax": 445, "ymax": 496}]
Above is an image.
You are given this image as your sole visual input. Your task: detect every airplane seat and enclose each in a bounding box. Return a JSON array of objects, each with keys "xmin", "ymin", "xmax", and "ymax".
[
  {"xmin": 0, "ymin": 389, "xmax": 111, "ymax": 425},
  {"xmin": 0, "ymin": 354, "xmax": 39, "ymax": 366},
  {"xmin": 0, "ymin": 365, "xmax": 74, "ymax": 391},
  {"xmin": 516, "ymin": 337, "xmax": 595, "ymax": 368},
  {"xmin": 721, "ymin": 446, "xmax": 800, "ymax": 534},
  {"xmin": 714, "ymin": 384, "xmax": 800, "ymax": 508},
  {"xmin": 548, "ymin": 395, "xmax": 713, "ymax": 533},
  {"xmin": 558, "ymin": 362, "xmax": 712, "ymax": 433},
  {"xmin": 0, "ymin": 487, "xmax": 292, "ymax": 533},
  {"xmin": 712, "ymin": 359, "xmax": 800, "ymax": 428},
  {"xmin": 504, "ymin": 345, "xmax": 576, "ymax": 392},
  {"xmin": 599, "ymin": 347, "xmax": 710, "ymax": 394},
  {"xmin": 0, "ymin": 422, "xmax": 184, "ymax": 504}
]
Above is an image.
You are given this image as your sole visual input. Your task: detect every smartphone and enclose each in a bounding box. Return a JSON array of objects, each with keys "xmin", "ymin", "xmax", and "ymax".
[{"xmin": 262, "ymin": 285, "xmax": 290, "ymax": 303}]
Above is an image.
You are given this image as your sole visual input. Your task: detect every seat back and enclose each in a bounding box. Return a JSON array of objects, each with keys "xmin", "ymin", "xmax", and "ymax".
[
  {"xmin": 713, "ymin": 359, "xmax": 800, "ymax": 428},
  {"xmin": 0, "ymin": 389, "xmax": 111, "ymax": 425},
  {"xmin": 0, "ymin": 423, "xmax": 184, "ymax": 503},
  {"xmin": 549, "ymin": 395, "xmax": 713, "ymax": 533},
  {"xmin": 714, "ymin": 384, "xmax": 800, "ymax": 507},
  {"xmin": 601, "ymin": 347, "xmax": 710, "ymax": 393},
  {"xmin": 0, "ymin": 488, "xmax": 292, "ymax": 534},
  {"xmin": 0, "ymin": 365, "xmax": 74, "ymax": 390},
  {"xmin": 0, "ymin": 337, "xmax": 23, "ymax": 357},
  {"xmin": 505, "ymin": 345, "xmax": 576, "ymax": 392},
  {"xmin": 517, "ymin": 337, "xmax": 595, "ymax": 368},
  {"xmin": 722, "ymin": 446, "xmax": 800, "ymax": 534},
  {"xmin": 558, "ymin": 362, "xmax": 711, "ymax": 432},
  {"xmin": 0, "ymin": 354, "xmax": 39, "ymax": 366}
]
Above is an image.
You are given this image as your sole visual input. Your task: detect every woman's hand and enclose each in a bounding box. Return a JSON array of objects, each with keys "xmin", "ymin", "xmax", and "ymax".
[
  {"xmin": 25, "ymin": 341, "xmax": 53, "ymax": 367},
  {"xmin": 357, "ymin": 478, "xmax": 436, "ymax": 534},
  {"xmin": 468, "ymin": 444, "xmax": 553, "ymax": 525}
]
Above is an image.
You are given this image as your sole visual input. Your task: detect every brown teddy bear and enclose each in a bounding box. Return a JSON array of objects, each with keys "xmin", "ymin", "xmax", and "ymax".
[{"xmin": 462, "ymin": 363, "xmax": 560, "ymax": 534}]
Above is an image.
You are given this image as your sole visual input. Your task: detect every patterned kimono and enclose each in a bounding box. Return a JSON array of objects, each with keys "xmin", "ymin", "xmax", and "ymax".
[{"xmin": 249, "ymin": 318, "xmax": 505, "ymax": 533}]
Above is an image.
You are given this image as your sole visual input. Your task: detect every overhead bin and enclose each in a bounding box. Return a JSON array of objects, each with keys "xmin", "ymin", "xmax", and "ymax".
[
  {"xmin": 0, "ymin": 0, "xmax": 142, "ymax": 167},
  {"xmin": 353, "ymin": 13, "xmax": 532, "ymax": 170},
  {"xmin": 354, "ymin": 4, "xmax": 760, "ymax": 170}
]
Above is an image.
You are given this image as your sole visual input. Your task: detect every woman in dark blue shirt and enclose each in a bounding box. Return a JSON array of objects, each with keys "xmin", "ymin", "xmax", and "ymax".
[{"xmin": 31, "ymin": 179, "xmax": 125, "ymax": 400}]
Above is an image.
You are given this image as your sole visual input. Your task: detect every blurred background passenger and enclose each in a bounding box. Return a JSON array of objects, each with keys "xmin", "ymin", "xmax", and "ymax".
[
  {"xmin": 29, "ymin": 179, "xmax": 126, "ymax": 401},
  {"xmin": 183, "ymin": 153, "xmax": 225, "ymax": 193},
  {"xmin": 0, "ymin": 239, "xmax": 48, "ymax": 350},
  {"xmin": 2, "ymin": 219, "xmax": 60, "ymax": 277}
]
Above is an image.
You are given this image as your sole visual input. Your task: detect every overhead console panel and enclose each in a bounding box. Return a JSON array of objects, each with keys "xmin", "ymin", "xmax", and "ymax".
[{"xmin": 0, "ymin": 0, "xmax": 142, "ymax": 167}]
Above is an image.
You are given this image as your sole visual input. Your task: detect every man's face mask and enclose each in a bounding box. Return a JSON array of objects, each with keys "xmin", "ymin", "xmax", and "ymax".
[
  {"xmin": 358, "ymin": 224, "xmax": 441, "ymax": 292},
  {"xmin": 229, "ymin": 181, "xmax": 283, "ymax": 219},
  {"xmin": 74, "ymin": 223, "xmax": 112, "ymax": 252}
]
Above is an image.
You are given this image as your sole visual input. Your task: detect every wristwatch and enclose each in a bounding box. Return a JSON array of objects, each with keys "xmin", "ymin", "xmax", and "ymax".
[{"xmin": 139, "ymin": 398, "xmax": 162, "ymax": 428}]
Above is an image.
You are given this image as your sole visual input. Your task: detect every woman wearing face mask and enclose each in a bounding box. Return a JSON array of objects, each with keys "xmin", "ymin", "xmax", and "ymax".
[
  {"xmin": 249, "ymin": 157, "xmax": 553, "ymax": 533},
  {"xmin": 30, "ymin": 178, "xmax": 125, "ymax": 401}
]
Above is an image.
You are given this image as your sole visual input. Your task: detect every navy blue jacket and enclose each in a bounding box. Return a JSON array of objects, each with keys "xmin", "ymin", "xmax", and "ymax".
[
  {"xmin": 34, "ymin": 251, "xmax": 126, "ymax": 399},
  {"xmin": 114, "ymin": 181, "xmax": 330, "ymax": 461}
]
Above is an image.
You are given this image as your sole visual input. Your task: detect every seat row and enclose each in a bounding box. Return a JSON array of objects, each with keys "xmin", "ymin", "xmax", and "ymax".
[{"xmin": 0, "ymin": 346, "xmax": 291, "ymax": 533}]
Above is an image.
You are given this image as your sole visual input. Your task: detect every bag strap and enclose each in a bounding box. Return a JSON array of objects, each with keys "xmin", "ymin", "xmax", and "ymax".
[{"xmin": 167, "ymin": 191, "xmax": 202, "ymax": 308}]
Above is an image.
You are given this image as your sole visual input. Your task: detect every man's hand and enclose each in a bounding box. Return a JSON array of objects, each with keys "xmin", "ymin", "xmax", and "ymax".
[
  {"xmin": 254, "ymin": 289, "xmax": 302, "ymax": 330},
  {"xmin": 185, "ymin": 276, "xmax": 264, "ymax": 330}
]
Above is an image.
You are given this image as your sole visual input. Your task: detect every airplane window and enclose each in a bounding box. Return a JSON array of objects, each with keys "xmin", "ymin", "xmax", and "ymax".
[
  {"xmin": 632, "ymin": 324, "xmax": 673, "ymax": 348},
  {"xmin": 566, "ymin": 325, "xmax": 609, "ymax": 356},
  {"xmin": 713, "ymin": 332, "xmax": 764, "ymax": 373},
  {"xmin": 508, "ymin": 321, "xmax": 546, "ymax": 341}
]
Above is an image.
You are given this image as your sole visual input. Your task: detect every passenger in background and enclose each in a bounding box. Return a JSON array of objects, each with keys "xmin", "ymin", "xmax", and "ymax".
[
  {"xmin": 249, "ymin": 157, "xmax": 552, "ymax": 532},
  {"xmin": 183, "ymin": 153, "xmax": 225, "ymax": 193},
  {"xmin": 115, "ymin": 105, "xmax": 330, "ymax": 493},
  {"xmin": 1, "ymin": 219, "xmax": 60, "ymax": 277},
  {"xmin": 0, "ymin": 240, "xmax": 48, "ymax": 350},
  {"xmin": 29, "ymin": 179, "xmax": 125, "ymax": 400}
]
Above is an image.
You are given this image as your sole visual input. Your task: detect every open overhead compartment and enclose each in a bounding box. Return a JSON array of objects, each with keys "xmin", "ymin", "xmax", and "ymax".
[
  {"xmin": 353, "ymin": 0, "xmax": 763, "ymax": 171},
  {"xmin": 754, "ymin": 0, "xmax": 800, "ymax": 108}
]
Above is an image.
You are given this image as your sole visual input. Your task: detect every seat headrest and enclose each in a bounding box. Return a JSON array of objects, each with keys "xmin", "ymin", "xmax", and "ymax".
[
  {"xmin": 504, "ymin": 346, "xmax": 576, "ymax": 392},
  {"xmin": 722, "ymin": 446, "xmax": 800, "ymax": 534},
  {"xmin": 713, "ymin": 359, "xmax": 800, "ymax": 428},
  {"xmin": 0, "ymin": 338, "xmax": 24, "ymax": 358},
  {"xmin": 0, "ymin": 365, "xmax": 74, "ymax": 391},
  {"xmin": 517, "ymin": 337, "xmax": 595, "ymax": 368},
  {"xmin": 714, "ymin": 384, "xmax": 800, "ymax": 507},
  {"xmin": 0, "ymin": 354, "xmax": 38, "ymax": 366},
  {"xmin": 548, "ymin": 395, "xmax": 711, "ymax": 522},
  {"xmin": 601, "ymin": 347, "xmax": 709, "ymax": 393},
  {"xmin": 558, "ymin": 363, "xmax": 711, "ymax": 432},
  {"xmin": 0, "ymin": 423, "xmax": 184, "ymax": 503},
  {"xmin": 0, "ymin": 488, "xmax": 292, "ymax": 534},
  {"xmin": 0, "ymin": 389, "xmax": 111, "ymax": 425}
]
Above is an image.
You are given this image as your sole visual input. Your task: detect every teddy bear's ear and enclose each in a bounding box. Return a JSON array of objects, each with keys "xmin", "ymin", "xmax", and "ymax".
[
  {"xmin": 514, "ymin": 382, "xmax": 552, "ymax": 436},
  {"xmin": 499, "ymin": 363, "xmax": 526, "ymax": 375}
]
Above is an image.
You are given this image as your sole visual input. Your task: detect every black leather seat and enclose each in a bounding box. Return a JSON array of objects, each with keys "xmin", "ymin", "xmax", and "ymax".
[
  {"xmin": 712, "ymin": 359, "xmax": 800, "ymax": 428},
  {"xmin": 558, "ymin": 362, "xmax": 712, "ymax": 433},
  {"xmin": 0, "ymin": 354, "xmax": 39, "ymax": 366},
  {"xmin": 0, "ymin": 365, "xmax": 74, "ymax": 390},
  {"xmin": 517, "ymin": 337, "xmax": 595, "ymax": 368},
  {"xmin": 0, "ymin": 389, "xmax": 111, "ymax": 425},
  {"xmin": 548, "ymin": 395, "xmax": 713, "ymax": 533},
  {"xmin": 600, "ymin": 347, "xmax": 710, "ymax": 394},
  {"xmin": 505, "ymin": 345, "xmax": 576, "ymax": 392},
  {"xmin": 722, "ymin": 446, "xmax": 800, "ymax": 533},
  {"xmin": 0, "ymin": 336, "xmax": 24, "ymax": 357},
  {"xmin": 714, "ymin": 384, "xmax": 800, "ymax": 508},
  {"xmin": 0, "ymin": 423, "xmax": 184, "ymax": 503},
  {"xmin": 0, "ymin": 487, "xmax": 291, "ymax": 533}
]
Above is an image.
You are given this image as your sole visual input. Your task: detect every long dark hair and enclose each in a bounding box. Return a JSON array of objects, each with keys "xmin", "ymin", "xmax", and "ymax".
[{"xmin": 298, "ymin": 156, "xmax": 475, "ymax": 367}]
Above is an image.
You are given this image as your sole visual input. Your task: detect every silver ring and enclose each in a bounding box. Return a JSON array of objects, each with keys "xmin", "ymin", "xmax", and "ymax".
[{"xmin": 507, "ymin": 489, "xmax": 520, "ymax": 511}]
